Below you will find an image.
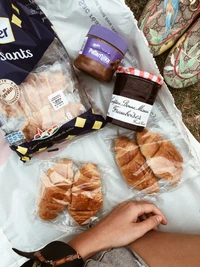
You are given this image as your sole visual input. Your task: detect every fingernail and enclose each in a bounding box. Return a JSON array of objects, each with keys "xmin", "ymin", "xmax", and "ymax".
[{"xmin": 156, "ymin": 216, "xmax": 162, "ymax": 223}]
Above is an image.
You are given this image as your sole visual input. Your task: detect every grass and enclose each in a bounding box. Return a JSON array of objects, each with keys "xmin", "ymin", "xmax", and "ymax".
[{"xmin": 125, "ymin": 0, "xmax": 200, "ymax": 142}]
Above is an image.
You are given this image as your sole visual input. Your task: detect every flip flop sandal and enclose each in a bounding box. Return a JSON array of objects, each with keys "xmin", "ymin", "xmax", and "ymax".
[
  {"xmin": 138, "ymin": 0, "xmax": 200, "ymax": 56},
  {"xmin": 163, "ymin": 17, "xmax": 200, "ymax": 88}
]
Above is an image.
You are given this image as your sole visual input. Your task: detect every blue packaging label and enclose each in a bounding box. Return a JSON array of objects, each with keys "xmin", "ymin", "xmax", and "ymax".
[
  {"xmin": 5, "ymin": 131, "xmax": 25, "ymax": 145},
  {"xmin": 81, "ymin": 37, "xmax": 123, "ymax": 69}
]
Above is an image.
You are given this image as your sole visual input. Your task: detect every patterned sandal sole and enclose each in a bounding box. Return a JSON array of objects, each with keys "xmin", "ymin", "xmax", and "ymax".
[
  {"xmin": 163, "ymin": 17, "xmax": 200, "ymax": 88},
  {"xmin": 138, "ymin": 0, "xmax": 200, "ymax": 56}
]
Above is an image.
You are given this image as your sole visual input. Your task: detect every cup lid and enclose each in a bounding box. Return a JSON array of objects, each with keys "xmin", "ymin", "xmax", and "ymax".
[
  {"xmin": 88, "ymin": 25, "xmax": 128, "ymax": 55},
  {"xmin": 117, "ymin": 67, "xmax": 164, "ymax": 86}
]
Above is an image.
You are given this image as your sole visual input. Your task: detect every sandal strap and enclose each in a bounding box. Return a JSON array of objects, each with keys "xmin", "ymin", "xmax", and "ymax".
[{"xmin": 34, "ymin": 250, "xmax": 82, "ymax": 266}]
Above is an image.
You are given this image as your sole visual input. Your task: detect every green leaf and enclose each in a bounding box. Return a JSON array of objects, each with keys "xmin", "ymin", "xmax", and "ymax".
[
  {"xmin": 151, "ymin": 36, "xmax": 163, "ymax": 45},
  {"xmin": 188, "ymin": 43, "xmax": 198, "ymax": 55},
  {"xmin": 164, "ymin": 77, "xmax": 172, "ymax": 84},
  {"xmin": 184, "ymin": 80, "xmax": 190, "ymax": 87},
  {"xmin": 181, "ymin": 73, "xmax": 193, "ymax": 78},
  {"xmin": 179, "ymin": 53, "xmax": 185, "ymax": 72},
  {"xmin": 196, "ymin": 50, "xmax": 200, "ymax": 56},
  {"xmin": 183, "ymin": 38, "xmax": 188, "ymax": 52},
  {"xmin": 139, "ymin": 13, "xmax": 149, "ymax": 31},
  {"xmin": 185, "ymin": 57, "xmax": 197, "ymax": 69},
  {"xmin": 149, "ymin": 29, "xmax": 163, "ymax": 44},
  {"xmin": 149, "ymin": 29, "xmax": 161, "ymax": 38},
  {"xmin": 191, "ymin": 76, "xmax": 198, "ymax": 84},
  {"xmin": 175, "ymin": 78, "xmax": 183, "ymax": 88},
  {"xmin": 151, "ymin": 46, "xmax": 160, "ymax": 53}
]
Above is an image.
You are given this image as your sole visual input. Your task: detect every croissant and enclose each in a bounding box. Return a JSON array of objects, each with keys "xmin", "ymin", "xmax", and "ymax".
[
  {"xmin": 115, "ymin": 136, "xmax": 159, "ymax": 193},
  {"xmin": 68, "ymin": 163, "xmax": 103, "ymax": 225},
  {"xmin": 38, "ymin": 159, "xmax": 73, "ymax": 220},
  {"xmin": 136, "ymin": 129, "xmax": 183, "ymax": 184},
  {"xmin": 67, "ymin": 210, "xmax": 97, "ymax": 226}
]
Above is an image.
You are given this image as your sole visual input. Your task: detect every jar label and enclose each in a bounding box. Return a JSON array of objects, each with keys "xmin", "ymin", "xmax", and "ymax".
[
  {"xmin": 107, "ymin": 94, "xmax": 153, "ymax": 127},
  {"xmin": 81, "ymin": 37, "xmax": 123, "ymax": 69}
]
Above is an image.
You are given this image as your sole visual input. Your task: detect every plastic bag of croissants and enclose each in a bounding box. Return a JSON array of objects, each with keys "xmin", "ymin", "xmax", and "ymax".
[
  {"xmin": 112, "ymin": 128, "xmax": 184, "ymax": 194},
  {"xmin": 35, "ymin": 158, "xmax": 107, "ymax": 229}
]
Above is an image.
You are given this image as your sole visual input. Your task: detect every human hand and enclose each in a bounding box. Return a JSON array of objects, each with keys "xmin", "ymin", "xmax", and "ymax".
[
  {"xmin": 68, "ymin": 201, "xmax": 167, "ymax": 260},
  {"xmin": 91, "ymin": 201, "xmax": 167, "ymax": 248}
]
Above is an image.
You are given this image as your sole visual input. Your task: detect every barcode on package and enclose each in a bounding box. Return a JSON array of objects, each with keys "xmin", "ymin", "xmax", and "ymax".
[{"xmin": 48, "ymin": 90, "xmax": 68, "ymax": 111}]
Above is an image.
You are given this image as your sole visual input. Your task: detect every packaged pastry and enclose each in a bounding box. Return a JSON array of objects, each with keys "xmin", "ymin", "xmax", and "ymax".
[
  {"xmin": 0, "ymin": 0, "xmax": 106, "ymax": 162},
  {"xmin": 115, "ymin": 135, "xmax": 159, "ymax": 193},
  {"xmin": 136, "ymin": 129, "xmax": 183, "ymax": 184},
  {"xmin": 37, "ymin": 158, "xmax": 103, "ymax": 227},
  {"xmin": 38, "ymin": 158, "xmax": 74, "ymax": 221},
  {"xmin": 68, "ymin": 163, "xmax": 103, "ymax": 225},
  {"xmin": 113, "ymin": 128, "xmax": 184, "ymax": 194}
]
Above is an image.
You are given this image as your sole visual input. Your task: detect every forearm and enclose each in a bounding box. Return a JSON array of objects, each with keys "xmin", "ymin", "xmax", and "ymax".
[{"xmin": 68, "ymin": 201, "xmax": 167, "ymax": 260}]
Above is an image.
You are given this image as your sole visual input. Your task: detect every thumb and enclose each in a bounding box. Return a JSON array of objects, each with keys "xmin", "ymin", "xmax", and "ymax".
[{"xmin": 137, "ymin": 215, "xmax": 162, "ymax": 236}]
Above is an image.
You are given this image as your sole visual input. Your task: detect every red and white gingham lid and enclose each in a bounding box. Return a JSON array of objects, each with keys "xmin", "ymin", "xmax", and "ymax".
[{"xmin": 117, "ymin": 67, "xmax": 164, "ymax": 86}]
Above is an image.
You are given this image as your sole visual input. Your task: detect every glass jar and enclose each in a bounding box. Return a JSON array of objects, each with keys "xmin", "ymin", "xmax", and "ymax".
[
  {"xmin": 74, "ymin": 25, "xmax": 128, "ymax": 82},
  {"xmin": 106, "ymin": 68, "xmax": 164, "ymax": 131}
]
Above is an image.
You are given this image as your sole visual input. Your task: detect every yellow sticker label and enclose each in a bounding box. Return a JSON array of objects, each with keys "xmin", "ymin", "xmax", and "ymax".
[
  {"xmin": 92, "ymin": 121, "xmax": 103, "ymax": 130},
  {"xmin": 75, "ymin": 117, "xmax": 86, "ymax": 128},
  {"xmin": 11, "ymin": 4, "xmax": 20, "ymax": 14},
  {"xmin": 21, "ymin": 156, "xmax": 30, "ymax": 162},
  {"xmin": 38, "ymin": 147, "xmax": 47, "ymax": 152},
  {"xmin": 11, "ymin": 14, "xmax": 22, "ymax": 28},
  {"xmin": 16, "ymin": 146, "xmax": 28, "ymax": 155},
  {"xmin": 66, "ymin": 135, "xmax": 76, "ymax": 139}
]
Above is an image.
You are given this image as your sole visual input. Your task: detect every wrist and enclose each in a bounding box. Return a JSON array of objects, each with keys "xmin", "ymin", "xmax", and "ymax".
[{"xmin": 68, "ymin": 227, "xmax": 109, "ymax": 260}]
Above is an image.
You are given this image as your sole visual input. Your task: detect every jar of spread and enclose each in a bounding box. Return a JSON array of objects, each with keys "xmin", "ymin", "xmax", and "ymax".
[
  {"xmin": 106, "ymin": 67, "xmax": 164, "ymax": 132},
  {"xmin": 74, "ymin": 25, "xmax": 128, "ymax": 82}
]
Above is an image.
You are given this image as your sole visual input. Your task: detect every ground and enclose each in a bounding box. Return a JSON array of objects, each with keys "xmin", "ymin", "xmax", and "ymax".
[{"xmin": 125, "ymin": 0, "xmax": 200, "ymax": 142}]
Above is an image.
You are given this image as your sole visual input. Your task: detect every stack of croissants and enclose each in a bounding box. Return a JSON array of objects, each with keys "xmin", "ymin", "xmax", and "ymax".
[
  {"xmin": 38, "ymin": 160, "xmax": 103, "ymax": 225},
  {"xmin": 38, "ymin": 128, "xmax": 183, "ymax": 224},
  {"xmin": 115, "ymin": 129, "xmax": 183, "ymax": 193}
]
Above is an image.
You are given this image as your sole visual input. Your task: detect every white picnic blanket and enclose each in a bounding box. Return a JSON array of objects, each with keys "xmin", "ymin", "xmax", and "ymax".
[{"xmin": 1, "ymin": 0, "xmax": 200, "ymax": 266}]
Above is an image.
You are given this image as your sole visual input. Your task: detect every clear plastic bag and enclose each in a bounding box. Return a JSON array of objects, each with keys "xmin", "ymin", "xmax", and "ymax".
[
  {"xmin": 105, "ymin": 124, "xmax": 199, "ymax": 197},
  {"xmin": 35, "ymin": 158, "xmax": 108, "ymax": 232},
  {"xmin": 1, "ymin": 40, "xmax": 87, "ymax": 140},
  {"xmin": 0, "ymin": 0, "xmax": 106, "ymax": 162}
]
